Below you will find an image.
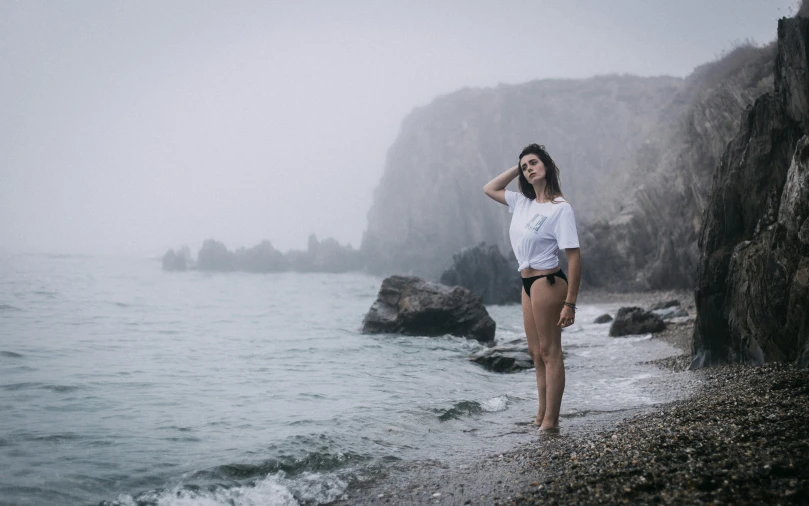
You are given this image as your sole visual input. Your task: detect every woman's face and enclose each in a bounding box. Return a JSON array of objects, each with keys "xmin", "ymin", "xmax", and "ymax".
[{"xmin": 520, "ymin": 154, "xmax": 545, "ymax": 184}]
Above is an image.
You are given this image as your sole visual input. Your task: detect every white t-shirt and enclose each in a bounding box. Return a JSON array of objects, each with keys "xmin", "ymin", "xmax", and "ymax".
[{"xmin": 505, "ymin": 189, "xmax": 580, "ymax": 271}]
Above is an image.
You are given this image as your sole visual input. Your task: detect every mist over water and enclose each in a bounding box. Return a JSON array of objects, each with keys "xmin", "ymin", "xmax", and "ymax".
[
  {"xmin": 0, "ymin": 1, "xmax": 794, "ymax": 257},
  {"xmin": 1, "ymin": 254, "xmax": 690, "ymax": 505}
]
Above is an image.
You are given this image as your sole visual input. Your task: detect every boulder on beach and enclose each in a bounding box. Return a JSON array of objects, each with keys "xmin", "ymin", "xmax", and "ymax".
[
  {"xmin": 594, "ymin": 313, "xmax": 613, "ymax": 324},
  {"xmin": 609, "ymin": 307, "xmax": 666, "ymax": 337},
  {"xmin": 362, "ymin": 275, "xmax": 496, "ymax": 342},
  {"xmin": 469, "ymin": 339, "xmax": 534, "ymax": 373},
  {"xmin": 649, "ymin": 300, "xmax": 689, "ymax": 320}
]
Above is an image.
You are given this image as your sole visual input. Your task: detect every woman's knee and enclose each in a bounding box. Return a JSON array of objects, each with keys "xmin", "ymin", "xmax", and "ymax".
[{"xmin": 538, "ymin": 341, "xmax": 562, "ymax": 362}]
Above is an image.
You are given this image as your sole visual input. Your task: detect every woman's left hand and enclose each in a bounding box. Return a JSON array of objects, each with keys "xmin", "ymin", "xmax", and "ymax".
[{"xmin": 557, "ymin": 305, "xmax": 575, "ymax": 327}]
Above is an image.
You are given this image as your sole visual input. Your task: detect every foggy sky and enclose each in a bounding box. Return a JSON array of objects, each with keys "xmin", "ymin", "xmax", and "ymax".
[{"xmin": 0, "ymin": 0, "xmax": 795, "ymax": 257}]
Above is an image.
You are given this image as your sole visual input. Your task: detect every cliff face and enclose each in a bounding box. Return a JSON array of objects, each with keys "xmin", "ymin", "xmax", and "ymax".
[
  {"xmin": 363, "ymin": 44, "xmax": 775, "ymax": 284},
  {"xmin": 693, "ymin": 16, "xmax": 809, "ymax": 367},
  {"xmin": 581, "ymin": 44, "xmax": 775, "ymax": 290},
  {"xmin": 362, "ymin": 76, "xmax": 683, "ymax": 278}
]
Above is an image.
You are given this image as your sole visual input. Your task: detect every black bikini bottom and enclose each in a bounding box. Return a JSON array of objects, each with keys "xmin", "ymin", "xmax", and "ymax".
[{"xmin": 522, "ymin": 269, "xmax": 568, "ymax": 297}]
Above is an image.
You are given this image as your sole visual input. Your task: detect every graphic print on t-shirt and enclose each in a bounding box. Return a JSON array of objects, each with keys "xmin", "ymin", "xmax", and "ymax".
[{"xmin": 524, "ymin": 213, "xmax": 548, "ymax": 234}]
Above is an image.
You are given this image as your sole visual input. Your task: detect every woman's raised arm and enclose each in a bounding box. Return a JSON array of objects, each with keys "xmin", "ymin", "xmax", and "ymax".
[{"xmin": 483, "ymin": 165, "xmax": 520, "ymax": 205}]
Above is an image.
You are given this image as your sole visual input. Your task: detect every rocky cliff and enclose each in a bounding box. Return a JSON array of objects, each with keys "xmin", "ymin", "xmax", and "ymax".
[
  {"xmin": 362, "ymin": 76, "xmax": 683, "ymax": 278},
  {"xmin": 693, "ymin": 15, "xmax": 809, "ymax": 367},
  {"xmin": 582, "ymin": 44, "xmax": 775, "ymax": 290},
  {"xmin": 362, "ymin": 43, "xmax": 776, "ymax": 285}
]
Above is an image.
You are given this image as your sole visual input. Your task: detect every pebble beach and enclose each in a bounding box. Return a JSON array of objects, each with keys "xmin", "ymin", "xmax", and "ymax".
[{"xmin": 329, "ymin": 291, "xmax": 809, "ymax": 505}]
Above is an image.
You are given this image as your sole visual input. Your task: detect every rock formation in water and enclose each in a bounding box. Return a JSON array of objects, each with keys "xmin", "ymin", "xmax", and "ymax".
[
  {"xmin": 469, "ymin": 338, "xmax": 534, "ymax": 373},
  {"xmin": 173, "ymin": 236, "xmax": 362, "ymax": 273},
  {"xmin": 609, "ymin": 307, "xmax": 666, "ymax": 337},
  {"xmin": 693, "ymin": 15, "xmax": 809, "ymax": 368},
  {"xmin": 162, "ymin": 245, "xmax": 193, "ymax": 271},
  {"xmin": 362, "ymin": 275, "xmax": 496, "ymax": 342},
  {"xmin": 439, "ymin": 242, "xmax": 521, "ymax": 304},
  {"xmin": 285, "ymin": 234, "xmax": 365, "ymax": 273}
]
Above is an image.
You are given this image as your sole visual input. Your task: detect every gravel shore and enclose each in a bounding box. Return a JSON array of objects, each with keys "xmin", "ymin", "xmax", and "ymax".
[
  {"xmin": 328, "ymin": 293, "xmax": 809, "ymax": 505},
  {"xmin": 513, "ymin": 362, "xmax": 809, "ymax": 505}
]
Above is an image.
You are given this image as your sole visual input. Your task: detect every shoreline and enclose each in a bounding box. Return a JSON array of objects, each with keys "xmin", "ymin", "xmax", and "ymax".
[
  {"xmin": 327, "ymin": 293, "xmax": 809, "ymax": 505},
  {"xmin": 511, "ymin": 362, "xmax": 809, "ymax": 505}
]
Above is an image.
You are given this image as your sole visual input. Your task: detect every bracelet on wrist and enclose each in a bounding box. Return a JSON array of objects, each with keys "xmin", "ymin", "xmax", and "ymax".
[{"xmin": 563, "ymin": 301, "xmax": 577, "ymax": 310}]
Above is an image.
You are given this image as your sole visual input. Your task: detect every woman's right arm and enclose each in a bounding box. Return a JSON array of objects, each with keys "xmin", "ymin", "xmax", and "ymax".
[{"xmin": 483, "ymin": 165, "xmax": 520, "ymax": 205}]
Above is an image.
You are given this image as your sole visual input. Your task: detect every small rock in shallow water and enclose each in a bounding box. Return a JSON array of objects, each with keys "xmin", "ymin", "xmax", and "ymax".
[{"xmin": 609, "ymin": 307, "xmax": 666, "ymax": 336}]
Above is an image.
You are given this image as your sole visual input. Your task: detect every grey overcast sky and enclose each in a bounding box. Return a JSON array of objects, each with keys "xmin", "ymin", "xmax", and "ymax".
[{"xmin": 0, "ymin": 0, "xmax": 796, "ymax": 256}]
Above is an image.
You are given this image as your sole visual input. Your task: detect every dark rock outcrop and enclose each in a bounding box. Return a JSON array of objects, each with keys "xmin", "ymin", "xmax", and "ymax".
[
  {"xmin": 649, "ymin": 300, "xmax": 680, "ymax": 311},
  {"xmin": 693, "ymin": 16, "xmax": 809, "ymax": 368},
  {"xmin": 593, "ymin": 313, "xmax": 614, "ymax": 324},
  {"xmin": 440, "ymin": 242, "xmax": 521, "ymax": 304},
  {"xmin": 469, "ymin": 339, "xmax": 534, "ymax": 373},
  {"xmin": 609, "ymin": 307, "xmax": 666, "ymax": 337},
  {"xmin": 362, "ymin": 275, "xmax": 496, "ymax": 342}
]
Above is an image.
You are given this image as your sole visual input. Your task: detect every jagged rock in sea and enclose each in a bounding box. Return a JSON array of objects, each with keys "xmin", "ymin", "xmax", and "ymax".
[
  {"xmin": 469, "ymin": 339, "xmax": 534, "ymax": 373},
  {"xmin": 162, "ymin": 246, "xmax": 192, "ymax": 271},
  {"xmin": 361, "ymin": 75, "xmax": 684, "ymax": 279},
  {"xmin": 362, "ymin": 275, "xmax": 496, "ymax": 342},
  {"xmin": 593, "ymin": 313, "xmax": 613, "ymax": 324},
  {"xmin": 284, "ymin": 234, "xmax": 364, "ymax": 273},
  {"xmin": 196, "ymin": 239, "xmax": 235, "ymax": 272},
  {"xmin": 609, "ymin": 307, "xmax": 666, "ymax": 337},
  {"xmin": 234, "ymin": 240, "xmax": 289, "ymax": 272},
  {"xmin": 693, "ymin": 15, "xmax": 809, "ymax": 368},
  {"xmin": 440, "ymin": 242, "xmax": 521, "ymax": 305},
  {"xmin": 189, "ymin": 236, "xmax": 361, "ymax": 273}
]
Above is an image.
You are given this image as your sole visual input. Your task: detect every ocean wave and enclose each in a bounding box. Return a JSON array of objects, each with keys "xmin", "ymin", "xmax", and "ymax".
[
  {"xmin": 32, "ymin": 290, "xmax": 58, "ymax": 298},
  {"xmin": 107, "ymin": 469, "xmax": 350, "ymax": 506},
  {"xmin": 436, "ymin": 400, "xmax": 483, "ymax": 421},
  {"xmin": 480, "ymin": 395, "xmax": 509, "ymax": 412},
  {"xmin": 188, "ymin": 450, "xmax": 367, "ymax": 483},
  {"xmin": 0, "ymin": 382, "xmax": 42, "ymax": 391},
  {"xmin": 436, "ymin": 395, "xmax": 511, "ymax": 421}
]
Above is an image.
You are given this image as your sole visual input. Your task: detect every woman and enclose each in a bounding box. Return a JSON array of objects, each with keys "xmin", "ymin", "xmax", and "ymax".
[{"xmin": 483, "ymin": 143, "xmax": 581, "ymax": 430}]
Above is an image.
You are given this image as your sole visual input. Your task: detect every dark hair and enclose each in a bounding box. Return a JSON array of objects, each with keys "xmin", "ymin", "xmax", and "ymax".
[{"xmin": 516, "ymin": 143, "xmax": 564, "ymax": 202}]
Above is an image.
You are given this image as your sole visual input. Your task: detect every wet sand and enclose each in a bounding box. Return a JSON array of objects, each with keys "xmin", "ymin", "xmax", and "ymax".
[{"xmin": 327, "ymin": 292, "xmax": 809, "ymax": 505}]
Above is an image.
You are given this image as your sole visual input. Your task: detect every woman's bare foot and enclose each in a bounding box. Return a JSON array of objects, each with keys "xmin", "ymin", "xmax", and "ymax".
[
  {"xmin": 533, "ymin": 411, "xmax": 545, "ymax": 425},
  {"xmin": 539, "ymin": 421, "xmax": 559, "ymax": 431}
]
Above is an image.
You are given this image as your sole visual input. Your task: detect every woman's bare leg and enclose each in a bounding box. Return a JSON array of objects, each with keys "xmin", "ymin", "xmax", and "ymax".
[
  {"xmin": 530, "ymin": 278, "xmax": 567, "ymax": 430},
  {"xmin": 521, "ymin": 289, "xmax": 545, "ymax": 424}
]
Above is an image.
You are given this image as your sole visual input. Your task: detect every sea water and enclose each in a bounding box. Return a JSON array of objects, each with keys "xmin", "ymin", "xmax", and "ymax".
[{"xmin": 0, "ymin": 254, "xmax": 688, "ymax": 505}]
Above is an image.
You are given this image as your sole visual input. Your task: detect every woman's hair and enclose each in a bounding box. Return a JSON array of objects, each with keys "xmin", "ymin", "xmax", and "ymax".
[{"xmin": 516, "ymin": 143, "xmax": 564, "ymax": 202}]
